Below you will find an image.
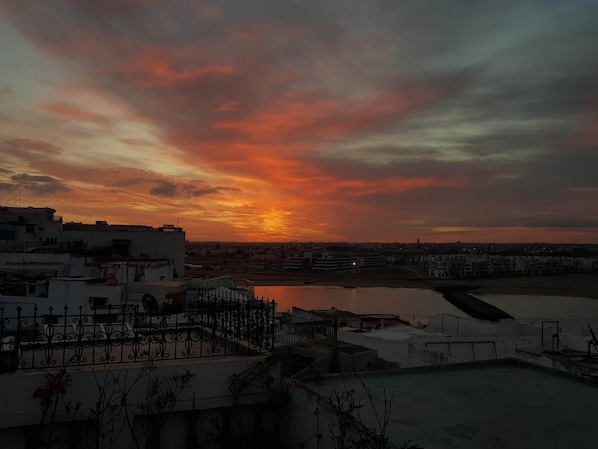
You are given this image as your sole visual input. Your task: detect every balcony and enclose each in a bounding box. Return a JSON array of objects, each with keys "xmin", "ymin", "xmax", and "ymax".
[{"xmin": 0, "ymin": 297, "xmax": 275, "ymax": 372}]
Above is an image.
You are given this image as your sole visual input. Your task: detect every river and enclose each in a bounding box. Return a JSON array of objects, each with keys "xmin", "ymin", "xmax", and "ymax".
[
  {"xmin": 474, "ymin": 293, "xmax": 598, "ymax": 321},
  {"xmin": 254, "ymin": 286, "xmax": 598, "ymax": 327},
  {"xmin": 254, "ymin": 285, "xmax": 468, "ymax": 325}
]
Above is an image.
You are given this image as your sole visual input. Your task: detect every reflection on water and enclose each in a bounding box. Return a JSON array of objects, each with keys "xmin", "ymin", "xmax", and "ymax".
[
  {"xmin": 476, "ymin": 294, "xmax": 598, "ymax": 320},
  {"xmin": 255, "ymin": 286, "xmax": 598, "ymax": 327},
  {"xmin": 476, "ymin": 293, "xmax": 598, "ymax": 337},
  {"xmin": 254, "ymin": 286, "xmax": 468, "ymax": 324}
]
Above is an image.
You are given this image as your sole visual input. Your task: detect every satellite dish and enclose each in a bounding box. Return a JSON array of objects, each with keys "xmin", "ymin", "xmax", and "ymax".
[{"xmin": 142, "ymin": 294, "xmax": 159, "ymax": 313}]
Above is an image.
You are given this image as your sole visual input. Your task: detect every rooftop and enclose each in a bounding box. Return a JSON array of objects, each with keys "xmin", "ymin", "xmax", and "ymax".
[{"xmin": 297, "ymin": 359, "xmax": 598, "ymax": 448}]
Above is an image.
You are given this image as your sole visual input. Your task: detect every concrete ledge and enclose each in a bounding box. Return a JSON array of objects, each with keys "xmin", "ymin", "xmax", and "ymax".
[
  {"xmin": 516, "ymin": 347, "xmax": 598, "ymax": 382},
  {"xmin": 0, "ymin": 354, "xmax": 271, "ymax": 429}
]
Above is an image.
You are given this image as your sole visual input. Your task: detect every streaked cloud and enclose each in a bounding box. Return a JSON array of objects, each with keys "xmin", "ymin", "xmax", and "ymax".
[
  {"xmin": 0, "ymin": 0, "xmax": 597, "ymax": 242},
  {"xmin": 39, "ymin": 102, "xmax": 110, "ymax": 124}
]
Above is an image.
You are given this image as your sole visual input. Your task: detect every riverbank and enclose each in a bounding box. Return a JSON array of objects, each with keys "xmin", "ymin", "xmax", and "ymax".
[{"xmin": 186, "ymin": 267, "xmax": 598, "ymax": 299}]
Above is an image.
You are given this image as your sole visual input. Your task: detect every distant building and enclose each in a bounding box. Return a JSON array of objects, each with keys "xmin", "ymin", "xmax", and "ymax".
[
  {"xmin": 284, "ymin": 252, "xmax": 312, "ymax": 270},
  {"xmin": 428, "ymin": 253, "xmax": 596, "ymax": 279},
  {"xmin": 0, "ymin": 206, "xmax": 62, "ymax": 245},
  {"xmin": 358, "ymin": 254, "xmax": 386, "ymax": 268},
  {"xmin": 311, "ymin": 254, "xmax": 358, "ymax": 272},
  {"xmin": 284, "ymin": 251, "xmax": 387, "ymax": 272}
]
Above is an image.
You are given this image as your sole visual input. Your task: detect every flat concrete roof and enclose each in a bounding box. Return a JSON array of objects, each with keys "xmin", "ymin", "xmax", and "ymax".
[{"xmin": 300, "ymin": 360, "xmax": 598, "ymax": 448}]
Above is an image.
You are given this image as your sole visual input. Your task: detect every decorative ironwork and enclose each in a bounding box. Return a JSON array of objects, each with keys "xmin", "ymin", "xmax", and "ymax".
[
  {"xmin": 0, "ymin": 296, "xmax": 275, "ymax": 371},
  {"xmin": 274, "ymin": 320, "xmax": 336, "ymax": 346}
]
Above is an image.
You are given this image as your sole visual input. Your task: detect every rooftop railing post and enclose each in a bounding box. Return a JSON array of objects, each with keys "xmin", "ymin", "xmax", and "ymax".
[
  {"xmin": 245, "ymin": 299, "xmax": 251, "ymax": 344},
  {"xmin": 32, "ymin": 305, "xmax": 38, "ymax": 368},
  {"xmin": 234, "ymin": 299, "xmax": 241, "ymax": 349},
  {"xmin": 269, "ymin": 300, "xmax": 275, "ymax": 351},
  {"xmin": 333, "ymin": 317, "xmax": 338, "ymax": 363},
  {"xmin": 15, "ymin": 306, "xmax": 23, "ymax": 370},
  {"xmin": 105, "ymin": 304, "xmax": 114, "ymax": 364},
  {"xmin": 74, "ymin": 304, "xmax": 85, "ymax": 366},
  {"xmin": 271, "ymin": 300, "xmax": 276, "ymax": 351},
  {"xmin": 43, "ymin": 306, "xmax": 55, "ymax": 368},
  {"xmin": 62, "ymin": 305, "xmax": 69, "ymax": 366}
]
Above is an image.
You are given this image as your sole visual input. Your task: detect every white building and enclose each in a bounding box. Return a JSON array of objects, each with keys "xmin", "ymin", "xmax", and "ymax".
[
  {"xmin": 0, "ymin": 206, "xmax": 186, "ymax": 278},
  {"xmin": 0, "ymin": 206, "xmax": 62, "ymax": 248},
  {"xmin": 312, "ymin": 254, "xmax": 358, "ymax": 272}
]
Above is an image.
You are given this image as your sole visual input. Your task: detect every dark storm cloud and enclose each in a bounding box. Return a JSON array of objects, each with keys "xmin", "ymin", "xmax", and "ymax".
[
  {"xmin": 528, "ymin": 150, "xmax": 598, "ymax": 191},
  {"xmin": 304, "ymin": 153, "xmax": 483, "ymax": 184},
  {"xmin": 110, "ymin": 178, "xmax": 176, "ymax": 196},
  {"xmin": 11, "ymin": 173, "xmax": 70, "ymax": 194},
  {"xmin": 442, "ymin": 66, "xmax": 598, "ymax": 131},
  {"xmin": 149, "ymin": 181, "xmax": 176, "ymax": 197},
  {"xmin": 109, "ymin": 177, "xmax": 240, "ymax": 198},
  {"xmin": 110, "ymin": 178, "xmax": 147, "ymax": 188},
  {"xmin": 458, "ymin": 129, "xmax": 563, "ymax": 160},
  {"xmin": 184, "ymin": 185, "xmax": 241, "ymax": 197}
]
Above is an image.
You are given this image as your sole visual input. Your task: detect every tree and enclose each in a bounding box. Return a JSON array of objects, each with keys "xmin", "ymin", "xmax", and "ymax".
[{"xmin": 32, "ymin": 361, "xmax": 194, "ymax": 449}]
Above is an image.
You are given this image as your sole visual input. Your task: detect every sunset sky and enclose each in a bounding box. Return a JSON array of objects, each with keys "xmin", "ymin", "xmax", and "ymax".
[{"xmin": 1, "ymin": 1, "xmax": 597, "ymax": 243}]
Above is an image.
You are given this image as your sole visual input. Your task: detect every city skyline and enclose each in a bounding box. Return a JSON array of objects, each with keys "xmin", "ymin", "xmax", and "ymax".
[{"xmin": 1, "ymin": 1, "xmax": 597, "ymax": 243}]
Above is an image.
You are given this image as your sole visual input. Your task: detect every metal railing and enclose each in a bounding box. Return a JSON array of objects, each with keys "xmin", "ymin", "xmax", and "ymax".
[
  {"xmin": 0, "ymin": 297, "xmax": 275, "ymax": 372},
  {"xmin": 274, "ymin": 321, "xmax": 336, "ymax": 346}
]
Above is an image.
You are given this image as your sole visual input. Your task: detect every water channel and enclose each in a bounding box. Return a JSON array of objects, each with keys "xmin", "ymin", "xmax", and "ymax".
[
  {"xmin": 254, "ymin": 286, "xmax": 598, "ymax": 327},
  {"xmin": 255, "ymin": 286, "xmax": 467, "ymax": 325}
]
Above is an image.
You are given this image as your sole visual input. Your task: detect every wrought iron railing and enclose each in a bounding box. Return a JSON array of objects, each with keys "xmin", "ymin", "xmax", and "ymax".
[
  {"xmin": 0, "ymin": 296, "xmax": 275, "ymax": 371},
  {"xmin": 274, "ymin": 321, "xmax": 336, "ymax": 346}
]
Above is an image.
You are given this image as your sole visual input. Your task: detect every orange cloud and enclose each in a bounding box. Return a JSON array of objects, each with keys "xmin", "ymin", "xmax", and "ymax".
[
  {"xmin": 40, "ymin": 102, "xmax": 109, "ymax": 124},
  {"xmin": 214, "ymin": 88, "xmax": 441, "ymax": 143},
  {"xmin": 107, "ymin": 47, "xmax": 236, "ymax": 88},
  {"xmin": 218, "ymin": 101, "xmax": 240, "ymax": 112},
  {"xmin": 193, "ymin": 2, "xmax": 222, "ymax": 18},
  {"xmin": 337, "ymin": 175, "xmax": 471, "ymax": 196}
]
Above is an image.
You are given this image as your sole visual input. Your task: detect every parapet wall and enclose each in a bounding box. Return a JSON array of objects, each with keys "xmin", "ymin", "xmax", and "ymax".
[{"xmin": 0, "ymin": 355, "xmax": 271, "ymax": 449}]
